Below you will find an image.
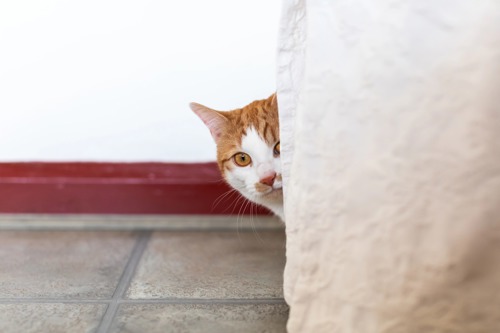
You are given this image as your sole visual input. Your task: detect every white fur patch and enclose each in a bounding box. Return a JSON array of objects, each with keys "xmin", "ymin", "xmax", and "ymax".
[{"xmin": 224, "ymin": 126, "xmax": 282, "ymax": 218}]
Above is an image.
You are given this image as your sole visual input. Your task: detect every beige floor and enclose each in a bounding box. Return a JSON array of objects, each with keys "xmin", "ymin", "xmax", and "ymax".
[{"xmin": 0, "ymin": 215, "xmax": 288, "ymax": 333}]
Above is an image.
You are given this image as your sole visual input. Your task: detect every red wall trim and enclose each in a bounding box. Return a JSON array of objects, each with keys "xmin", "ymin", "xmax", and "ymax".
[{"xmin": 0, "ymin": 162, "xmax": 270, "ymax": 215}]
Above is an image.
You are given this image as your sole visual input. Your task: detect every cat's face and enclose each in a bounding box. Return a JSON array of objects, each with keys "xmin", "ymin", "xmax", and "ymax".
[
  {"xmin": 225, "ymin": 126, "xmax": 282, "ymax": 204},
  {"xmin": 190, "ymin": 94, "xmax": 283, "ymax": 211}
]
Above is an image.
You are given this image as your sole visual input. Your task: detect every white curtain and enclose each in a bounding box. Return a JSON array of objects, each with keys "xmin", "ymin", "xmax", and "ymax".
[{"xmin": 277, "ymin": 0, "xmax": 500, "ymax": 332}]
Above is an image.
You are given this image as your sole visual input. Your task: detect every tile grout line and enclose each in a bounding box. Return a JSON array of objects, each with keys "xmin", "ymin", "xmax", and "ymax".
[
  {"xmin": 118, "ymin": 298, "xmax": 287, "ymax": 305},
  {"xmin": 0, "ymin": 297, "xmax": 285, "ymax": 304},
  {"xmin": 95, "ymin": 231, "xmax": 152, "ymax": 333},
  {"xmin": 0, "ymin": 298, "xmax": 286, "ymax": 305}
]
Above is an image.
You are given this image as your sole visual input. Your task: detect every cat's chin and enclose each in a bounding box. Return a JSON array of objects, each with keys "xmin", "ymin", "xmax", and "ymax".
[
  {"xmin": 239, "ymin": 188, "xmax": 284, "ymax": 221},
  {"xmin": 259, "ymin": 188, "xmax": 283, "ymax": 202},
  {"xmin": 257, "ymin": 189, "xmax": 284, "ymax": 222},
  {"xmin": 242, "ymin": 188, "xmax": 283, "ymax": 205}
]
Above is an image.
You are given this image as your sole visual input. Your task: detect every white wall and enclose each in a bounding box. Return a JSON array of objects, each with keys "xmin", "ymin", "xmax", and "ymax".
[{"xmin": 0, "ymin": 0, "xmax": 280, "ymax": 162}]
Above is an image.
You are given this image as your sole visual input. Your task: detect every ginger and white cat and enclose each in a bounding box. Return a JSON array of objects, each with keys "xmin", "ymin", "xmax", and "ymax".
[{"xmin": 190, "ymin": 94, "xmax": 284, "ymax": 221}]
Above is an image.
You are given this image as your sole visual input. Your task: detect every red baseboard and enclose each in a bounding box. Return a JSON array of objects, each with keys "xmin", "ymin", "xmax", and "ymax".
[{"xmin": 0, "ymin": 162, "xmax": 270, "ymax": 215}]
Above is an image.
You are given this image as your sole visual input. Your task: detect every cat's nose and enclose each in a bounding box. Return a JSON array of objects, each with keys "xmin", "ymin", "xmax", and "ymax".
[{"xmin": 259, "ymin": 172, "xmax": 276, "ymax": 186}]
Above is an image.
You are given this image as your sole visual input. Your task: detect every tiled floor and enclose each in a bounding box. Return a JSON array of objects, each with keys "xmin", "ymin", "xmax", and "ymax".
[{"xmin": 0, "ymin": 215, "xmax": 288, "ymax": 333}]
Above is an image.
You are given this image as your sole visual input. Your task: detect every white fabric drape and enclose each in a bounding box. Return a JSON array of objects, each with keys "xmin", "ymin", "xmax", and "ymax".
[{"xmin": 277, "ymin": 0, "xmax": 500, "ymax": 332}]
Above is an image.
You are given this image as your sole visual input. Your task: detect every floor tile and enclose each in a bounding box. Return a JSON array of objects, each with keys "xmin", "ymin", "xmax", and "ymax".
[
  {"xmin": 127, "ymin": 231, "xmax": 286, "ymax": 299},
  {"xmin": 0, "ymin": 303, "xmax": 106, "ymax": 333},
  {"xmin": 110, "ymin": 303, "xmax": 289, "ymax": 333},
  {"xmin": 0, "ymin": 231, "xmax": 136, "ymax": 299}
]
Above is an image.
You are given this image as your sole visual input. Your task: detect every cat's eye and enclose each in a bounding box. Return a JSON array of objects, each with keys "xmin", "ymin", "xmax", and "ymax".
[
  {"xmin": 273, "ymin": 142, "xmax": 280, "ymax": 157},
  {"xmin": 233, "ymin": 153, "xmax": 252, "ymax": 167}
]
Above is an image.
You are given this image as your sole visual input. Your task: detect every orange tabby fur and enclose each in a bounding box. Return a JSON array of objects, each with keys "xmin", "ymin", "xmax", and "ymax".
[{"xmin": 191, "ymin": 94, "xmax": 279, "ymax": 175}]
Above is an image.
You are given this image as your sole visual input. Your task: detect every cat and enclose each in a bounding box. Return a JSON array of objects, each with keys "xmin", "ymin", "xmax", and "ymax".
[{"xmin": 190, "ymin": 93, "xmax": 284, "ymax": 221}]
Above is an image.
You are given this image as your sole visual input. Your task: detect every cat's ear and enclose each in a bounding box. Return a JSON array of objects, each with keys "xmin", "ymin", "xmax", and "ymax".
[
  {"xmin": 190, "ymin": 102, "xmax": 228, "ymax": 143},
  {"xmin": 269, "ymin": 93, "xmax": 277, "ymax": 104},
  {"xmin": 268, "ymin": 93, "xmax": 278, "ymax": 109}
]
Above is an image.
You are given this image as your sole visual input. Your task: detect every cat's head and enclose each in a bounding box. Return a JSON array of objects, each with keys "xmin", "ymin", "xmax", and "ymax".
[{"xmin": 190, "ymin": 94, "xmax": 282, "ymax": 207}]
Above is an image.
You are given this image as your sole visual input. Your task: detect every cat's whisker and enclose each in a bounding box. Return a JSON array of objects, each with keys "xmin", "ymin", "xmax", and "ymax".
[
  {"xmin": 223, "ymin": 192, "xmax": 241, "ymax": 214},
  {"xmin": 205, "ymin": 177, "xmax": 227, "ymax": 184},
  {"xmin": 229, "ymin": 193, "xmax": 247, "ymax": 215},
  {"xmin": 235, "ymin": 195, "xmax": 250, "ymax": 245},
  {"xmin": 249, "ymin": 201, "xmax": 256, "ymax": 235},
  {"xmin": 212, "ymin": 188, "xmax": 238, "ymax": 211},
  {"xmin": 237, "ymin": 197, "xmax": 249, "ymax": 222},
  {"xmin": 216, "ymin": 190, "xmax": 240, "ymax": 214},
  {"xmin": 212, "ymin": 189, "xmax": 233, "ymax": 208},
  {"xmin": 240, "ymin": 198, "xmax": 254, "ymax": 239},
  {"xmin": 225, "ymin": 191, "xmax": 242, "ymax": 213},
  {"xmin": 250, "ymin": 202, "xmax": 266, "ymax": 245},
  {"xmin": 240, "ymin": 198, "xmax": 266, "ymax": 245},
  {"xmin": 230, "ymin": 193, "xmax": 248, "ymax": 242}
]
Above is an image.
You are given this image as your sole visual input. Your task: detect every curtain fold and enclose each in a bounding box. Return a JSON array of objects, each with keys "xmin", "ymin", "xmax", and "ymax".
[
  {"xmin": 276, "ymin": 0, "xmax": 306, "ymax": 303},
  {"xmin": 278, "ymin": 0, "xmax": 500, "ymax": 332}
]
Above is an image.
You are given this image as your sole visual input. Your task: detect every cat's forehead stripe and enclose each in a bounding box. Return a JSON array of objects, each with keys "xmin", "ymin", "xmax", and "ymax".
[
  {"xmin": 241, "ymin": 127, "xmax": 274, "ymax": 164},
  {"xmin": 245, "ymin": 119, "xmax": 276, "ymax": 145},
  {"xmin": 214, "ymin": 94, "xmax": 279, "ymax": 172}
]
